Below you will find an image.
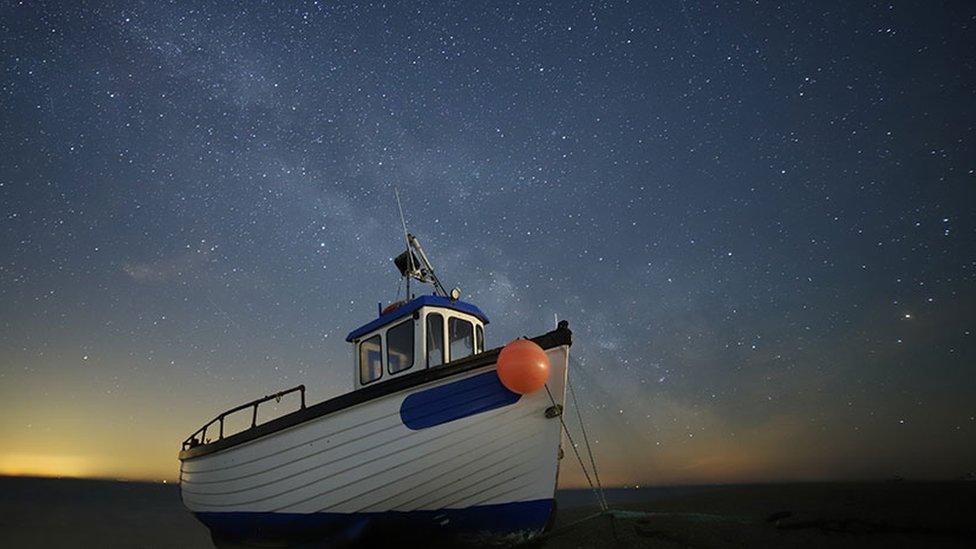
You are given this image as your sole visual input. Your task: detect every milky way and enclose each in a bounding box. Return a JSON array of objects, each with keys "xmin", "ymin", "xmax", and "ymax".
[{"xmin": 1, "ymin": 1, "xmax": 974, "ymax": 484}]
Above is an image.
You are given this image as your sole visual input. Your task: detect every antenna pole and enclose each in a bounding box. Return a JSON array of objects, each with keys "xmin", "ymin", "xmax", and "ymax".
[
  {"xmin": 394, "ymin": 186, "xmax": 415, "ymax": 296},
  {"xmin": 390, "ymin": 187, "xmax": 449, "ymax": 298},
  {"xmin": 408, "ymin": 234, "xmax": 448, "ymax": 297}
]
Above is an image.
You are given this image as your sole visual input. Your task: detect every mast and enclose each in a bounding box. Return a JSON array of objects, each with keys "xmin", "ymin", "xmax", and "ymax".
[
  {"xmin": 391, "ymin": 186, "xmax": 452, "ymax": 299},
  {"xmin": 394, "ymin": 233, "xmax": 449, "ymax": 298},
  {"xmin": 393, "ymin": 187, "xmax": 414, "ymax": 298}
]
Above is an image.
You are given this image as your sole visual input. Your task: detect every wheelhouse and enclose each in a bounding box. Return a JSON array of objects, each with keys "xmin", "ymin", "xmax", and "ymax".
[{"xmin": 345, "ymin": 295, "xmax": 489, "ymax": 389}]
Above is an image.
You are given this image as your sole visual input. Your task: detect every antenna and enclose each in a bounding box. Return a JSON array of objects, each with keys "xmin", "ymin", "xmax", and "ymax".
[
  {"xmin": 393, "ymin": 186, "xmax": 415, "ymax": 296},
  {"xmin": 390, "ymin": 187, "xmax": 450, "ymax": 298},
  {"xmin": 406, "ymin": 233, "xmax": 449, "ymax": 297}
]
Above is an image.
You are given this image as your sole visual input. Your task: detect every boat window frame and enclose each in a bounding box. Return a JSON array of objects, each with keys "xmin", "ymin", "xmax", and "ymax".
[
  {"xmin": 448, "ymin": 316, "xmax": 475, "ymax": 362},
  {"xmin": 358, "ymin": 333, "xmax": 383, "ymax": 385},
  {"xmin": 426, "ymin": 312, "xmax": 445, "ymax": 368},
  {"xmin": 386, "ymin": 318, "xmax": 415, "ymax": 375},
  {"xmin": 475, "ymin": 323, "xmax": 484, "ymax": 354}
]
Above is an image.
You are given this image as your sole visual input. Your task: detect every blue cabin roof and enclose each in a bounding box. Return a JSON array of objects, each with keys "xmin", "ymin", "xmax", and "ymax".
[{"xmin": 345, "ymin": 295, "xmax": 489, "ymax": 342}]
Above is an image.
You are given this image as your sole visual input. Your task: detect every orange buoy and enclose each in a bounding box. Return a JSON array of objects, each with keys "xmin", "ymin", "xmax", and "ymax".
[{"xmin": 497, "ymin": 339, "xmax": 550, "ymax": 394}]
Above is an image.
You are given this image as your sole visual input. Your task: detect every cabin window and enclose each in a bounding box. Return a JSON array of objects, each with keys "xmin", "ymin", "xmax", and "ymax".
[
  {"xmin": 387, "ymin": 320, "xmax": 414, "ymax": 374},
  {"xmin": 359, "ymin": 334, "xmax": 382, "ymax": 384},
  {"xmin": 476, "ymin": 324, "xmax": 484, "ymax": 354},
  {"xmin": 449, "ymin": 317, "xmax": 474, "ymax": 361},
  {"xmin": 427, "ymin": 313, "xmax": 444, "ymax": 367}
]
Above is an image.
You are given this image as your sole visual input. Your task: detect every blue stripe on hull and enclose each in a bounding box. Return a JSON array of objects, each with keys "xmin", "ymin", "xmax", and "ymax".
[
  {"xmin": 197, "ymin": 499, "xmax": 553, "ymax": 546},
  {"xmin": 399, "ymin": 370, "xmax": 520, "ymax": 430}
]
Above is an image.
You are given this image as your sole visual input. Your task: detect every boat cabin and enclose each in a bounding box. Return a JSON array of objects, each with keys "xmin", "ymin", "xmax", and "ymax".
[{"xmin": 345, "ymin": 295, "xmax": 489, "ymax": 389}]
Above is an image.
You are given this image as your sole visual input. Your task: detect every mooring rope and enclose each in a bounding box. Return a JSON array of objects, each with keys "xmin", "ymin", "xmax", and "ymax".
[
  {"xmin": 566, "ymin": 370, "xmax": 609, "ymax": 511},
  {"xmin": 544, "ymin": 383, "xmax": 608, "ymax": 512}
]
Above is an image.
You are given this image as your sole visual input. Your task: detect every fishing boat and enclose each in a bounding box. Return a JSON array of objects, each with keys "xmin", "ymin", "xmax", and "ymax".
[{"xmin": 178, "ymin": 233, "xmax": 572, "ymax": 546}]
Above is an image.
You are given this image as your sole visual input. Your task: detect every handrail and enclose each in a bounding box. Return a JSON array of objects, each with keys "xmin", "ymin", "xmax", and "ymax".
[{"xmin": 181, "ymin": 385, "xmax": 306, "ymax": 451}]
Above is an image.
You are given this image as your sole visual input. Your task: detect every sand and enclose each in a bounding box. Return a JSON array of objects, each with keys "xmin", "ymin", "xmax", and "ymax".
[
  {"xmin": 549, "ymin": 482, "xmax": 976, "ymax": 548},
  {"xmin": 1, "ymin": 477, "xmax": 973, "ymax": 548}
]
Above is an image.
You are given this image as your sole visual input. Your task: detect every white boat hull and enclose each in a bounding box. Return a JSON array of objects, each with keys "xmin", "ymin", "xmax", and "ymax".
[{"xmin": 179, "ymin": 344, "xmax": 569, "ymax": 545}]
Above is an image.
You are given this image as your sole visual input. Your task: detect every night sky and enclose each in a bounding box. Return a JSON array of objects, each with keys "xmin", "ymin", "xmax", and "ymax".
[{"xmin": 1, "ymin": 1, "xmax": 975, "ymax": 485}]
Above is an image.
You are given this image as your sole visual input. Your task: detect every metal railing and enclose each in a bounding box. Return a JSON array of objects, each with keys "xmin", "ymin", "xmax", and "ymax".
[{"xmin": 181, "ymin": 385, "xmax": 306, "ymax": 451}]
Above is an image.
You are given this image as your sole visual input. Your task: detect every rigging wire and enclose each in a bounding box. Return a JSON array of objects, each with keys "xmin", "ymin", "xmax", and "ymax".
[
  {"xmin": 392, "ymin": 275, "xmax": 404, "ymax": 304},
  {"xmin": 567, "ymin": 369, "xmax": 609, "ymax": 510},
  {"xmin": 393, "ymin": 185, "xmax": 414, "ymax": 296},
  {"xmin": 544, "ymin": 384, "xmax": 608, "ymax": 513}
]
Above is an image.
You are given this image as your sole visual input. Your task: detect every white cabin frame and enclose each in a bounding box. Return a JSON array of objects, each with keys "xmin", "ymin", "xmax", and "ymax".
[{"xmin": 353, "ymin": 306, "xmax": 486, "ymax": 389}]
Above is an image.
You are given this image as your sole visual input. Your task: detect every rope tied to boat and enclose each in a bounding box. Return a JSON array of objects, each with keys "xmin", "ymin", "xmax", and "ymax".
[
  {"xmin": 567, "ymin": 369, "xmax": 609, "ymax": 511},
  {"xmin": 544, "ymin": 362, "xmax": 609, "ymax": 512}
]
